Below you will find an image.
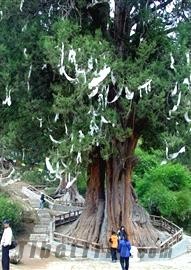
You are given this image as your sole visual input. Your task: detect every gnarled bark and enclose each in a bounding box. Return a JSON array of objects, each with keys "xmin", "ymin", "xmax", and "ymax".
[{"xmin": 69, "ymin": 135, "xmax": 159, "ymax": 247}]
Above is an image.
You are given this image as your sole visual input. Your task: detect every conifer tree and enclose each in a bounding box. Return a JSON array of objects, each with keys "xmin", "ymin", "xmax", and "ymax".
[{"xmin": 0, "ymin": 0, "xmax": 191, "ymax": 246}]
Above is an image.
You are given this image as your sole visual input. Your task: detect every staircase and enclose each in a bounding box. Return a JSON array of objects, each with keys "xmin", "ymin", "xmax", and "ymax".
[
  {"xmin": 29, "ymin": 208, "xmax": 51, "ymax": 243},
  {"xmin": 21, "ymin": 187, "xmax": 53, "ymax": 243}
]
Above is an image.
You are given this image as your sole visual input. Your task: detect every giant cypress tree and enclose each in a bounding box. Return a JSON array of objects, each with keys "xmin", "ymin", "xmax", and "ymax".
[
  {"xmin": 39, "ymin": 0, "xmax": 191, "ymax": 246},
  {"xmin": 1, "ymin": 1, "xmax": 191, "ymax": 246},
  {"xmin": 39, "ymin": 0, "xmax": 190, "ymax": 245}
]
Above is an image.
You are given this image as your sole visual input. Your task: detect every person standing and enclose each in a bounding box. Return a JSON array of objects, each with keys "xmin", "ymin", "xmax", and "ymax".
[
  {"xmin": 109, "ymin": 231, "xmax": 118, "ymax": 262},
  {"xmin": 117, "ymin": 226, "xmax": 127, "ymax": 240},
  {"xmin": 1, "ymin": 220, "xmax": 13, "ymax": 270},
  {"xmin": 39, "ymin": 193, "xmax": 45, "ymax": 209},
  {"xmin": 118, "ymin": 235, "xmax": 131, "ymax": 270}
]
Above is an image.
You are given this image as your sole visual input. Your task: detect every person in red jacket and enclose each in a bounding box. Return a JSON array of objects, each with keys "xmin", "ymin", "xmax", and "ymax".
[{"xmin": 118, "ymin": 235, "xmax": 131, "ymax": 270}]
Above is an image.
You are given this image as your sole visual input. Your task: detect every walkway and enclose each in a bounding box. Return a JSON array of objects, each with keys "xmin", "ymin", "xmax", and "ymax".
[
  {"xmin": 21, "ymin": 185, "xmax": 83, "ymax": 246},
  {"xmin": 1, "ymin": 180, "xmax": 190, "ymax": 262},
  {"xmin": 9, "ymin": 247, "xmax": 191, "ymax": 270}
]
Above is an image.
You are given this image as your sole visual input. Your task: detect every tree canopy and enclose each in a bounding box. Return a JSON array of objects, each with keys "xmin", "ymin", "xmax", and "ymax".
[{"xmin": 0, "ymin": 1, "xmax": 190, "ymax": 170}]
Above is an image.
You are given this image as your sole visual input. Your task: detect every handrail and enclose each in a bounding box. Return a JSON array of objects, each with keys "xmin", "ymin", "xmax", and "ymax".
[
  {"xmin": 54, "ymin": 210, "xmax": 83, "ymax": 218},
  {"xmin": 53, "ymin": 232, "xmax": 104, "ymax": 251},
  {"xmin": 53, "ymin": 231, "xmax": 160, "ymax": 252},
  {"xmin": 52, "ymin": 214, "xmax": 183, "ymax": 253},
  {"xmin": 26, "ymin": 185, "xmax": 85, "ymax": 207},
  {"xmin": 150, "ymin": 215, "xmax": 181, "ymax": 231},
  {"xmin": 26, "ymin": 185, "xmax": 182, "ymax": 253},
  {"xmin": 53, "ymin": 210, "xmax": 83, "ymax": 227},
  {"xmin": 150, "ymin": 215, "xmax": 183, "ymax": 250},
  {"xmin": 160, "ymin": 229, "xmax": 183, "ymax": 250},
  {"xmin": 161, "ymin": 216, "xmax": 181, "ymax": 231},
  {"xmin": 55, "ymin": 197, "xmax": 84, "ymax": 207},
  {"xmin": 27, "ymin": 185, "xmax": 55, "ymax": 204}
]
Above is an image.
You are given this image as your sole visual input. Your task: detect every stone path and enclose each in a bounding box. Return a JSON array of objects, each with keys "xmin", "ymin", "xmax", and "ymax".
[
  {"xmin": 29, "ymin": 208, "xmax": 51, "ymax": 243},
  {"xmin": 9, "ymin": 248, "xmax": 191, "ymax": 270}
]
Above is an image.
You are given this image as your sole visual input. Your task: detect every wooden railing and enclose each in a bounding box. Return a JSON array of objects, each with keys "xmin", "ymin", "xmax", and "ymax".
[
  {"xmin": 52, "ymin": 210, "xmax": 103, "ymax": 251},
  {"xmin": 27, "ymin": 185, "xmax": 55, "ymax": 204},
  {"xmin": 52, "ymin": 214, "xmax": 183, "ymax": 253},
  {"xmin": 26, "ymin": 186, "xmax": 182, "ymax": 253},
  {"xmin": 55, "ymin": 197, "xmax": 84, "ymax": 207},
  {"xmin": 160, "ymin": 229, "xmax": 183, "ymax": 251},
  {"xmin": 54, "ymin": 210, "xmax": 83, "ymax": 227},
  {"xmin": 53, "ymin": 232, "xmax": 102, "ymax": 250},
  {"xmin": 27, "ymin": 185, "xmax": 85, "ymax": 207},
  {"xmin": 150, "ymin": 215, "xmax": 183, "ymax": 251},
  {"xmin": 150, "ymin": 215, "xmax": 181, "ymax": 234}
]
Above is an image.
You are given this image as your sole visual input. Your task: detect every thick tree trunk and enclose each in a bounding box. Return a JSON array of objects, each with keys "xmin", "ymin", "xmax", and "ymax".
[
  {"xmin": 69, "ymin": 135, "xmax": 159, "ymax": 247},
  {"xmin": 68, "ymin": 151, "xmax": 105, "ymax": 243}
]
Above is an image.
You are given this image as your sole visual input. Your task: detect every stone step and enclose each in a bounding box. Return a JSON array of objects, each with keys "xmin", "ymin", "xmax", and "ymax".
[
  {"xmin": 37, "ymin": 211, "xmax": 49, "ymax": 215},
  {"xmin": 29, "ymin": 234, "xmax": 49, "ymax": 241},
  {"xmin": 187, "ymin": 245, "xmax": 191, "ymax": 252},
  {"xmin": 34, "ymin": 224, "xmax": 49, "ymax": 229},
  {"xmin": 30, "ymin": 201, "xmax": 40, "ymax": 208},
  {"xmin": 37, "ymin": 209, "xmax": 50, "ymax": 214},
  {"xmin": 38, "ymin": 217, "xmax": 50, "ymax": 223},
  {"xmin": 37, "ymin": 212, "xmax": 50, "ymax": 218},
  {"xmin": 33, "ymin": 227, "xmax": 49, "ymax": 234},
  {"xmin": 38, "ymin": 222, "xmax": 50, "ymax": 227}
]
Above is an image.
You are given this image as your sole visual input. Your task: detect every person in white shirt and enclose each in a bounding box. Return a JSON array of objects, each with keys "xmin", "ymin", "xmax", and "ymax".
[{"xmin": 1, "ymin": 220, "xmax": 13, "ymax": 270}]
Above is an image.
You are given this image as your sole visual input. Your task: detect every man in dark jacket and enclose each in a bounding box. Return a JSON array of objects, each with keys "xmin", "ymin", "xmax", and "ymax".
[
  {"xmin": 39, "ymin": 193, "xmax": 45, "ymax": 209},
  {"xmin": 118, "ymin": 235, "xmax": 131, "ymax": 270}
]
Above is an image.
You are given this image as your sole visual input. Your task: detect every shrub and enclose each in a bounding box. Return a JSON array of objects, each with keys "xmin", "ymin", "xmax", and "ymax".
[
  {"xmin": 136, "ymin": 163, "xmax": 191, "ymax": 231},
  {"xmin": 0, "ymin": 194, "xmax": 23, "ymax": 234},
  {"xmin": 133, "ymin": 148, "xmax": 162, "ymax": 183}
]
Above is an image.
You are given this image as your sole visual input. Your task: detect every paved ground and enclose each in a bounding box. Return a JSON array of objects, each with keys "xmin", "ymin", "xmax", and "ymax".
[
  {"xmin": 8, "ymin": 244, "xmax": 191, "ymax": 270},
  {"xmin": 11, "ymin": 254, "xmax": 191, "ymax": 270}
]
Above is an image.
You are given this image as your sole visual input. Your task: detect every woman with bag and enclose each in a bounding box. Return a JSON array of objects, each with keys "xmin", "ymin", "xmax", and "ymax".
[{"xmin": 118, "ymin": 235, "xmax": 131, "ymax": 270}]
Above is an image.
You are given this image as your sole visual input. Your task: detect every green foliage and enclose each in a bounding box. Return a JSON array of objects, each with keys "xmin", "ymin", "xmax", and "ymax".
[
  {"xmin": 136, "ymin": 163, "xmax": 191, "ymax": 230},
  {"xmin": 77, "ymin": 171, "xmax": 87, "ymax": 196},
  {"xmin": 0, "ymin": 194, "xmax": 23, "ymax": 233},
  {"xmin": 44, "ymin": 187, "xmax": 57, "ymax": 196},
  {"xmin": 21, "ymin": 169, "xmax": 46, "ymax": 185},
  {"xmin": 133, "ymin": 148, "xmax": 162, "ymax": 182}
]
